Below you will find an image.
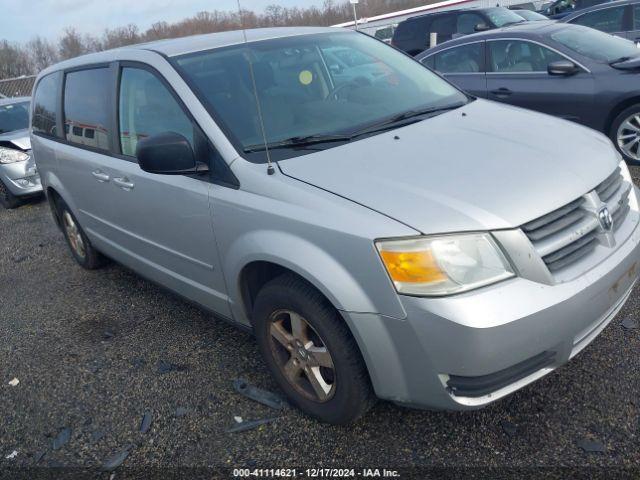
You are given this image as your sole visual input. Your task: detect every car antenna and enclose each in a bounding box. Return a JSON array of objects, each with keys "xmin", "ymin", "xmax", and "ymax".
[{"xmin": 237, "ymin": 0, "xmax": 276, "ymax": 175}]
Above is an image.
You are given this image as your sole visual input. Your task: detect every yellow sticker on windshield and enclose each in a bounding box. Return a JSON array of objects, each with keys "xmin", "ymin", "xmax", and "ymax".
[{"xmin": 299, "ymin": 70, "xmax": 313, "ymax": 85}]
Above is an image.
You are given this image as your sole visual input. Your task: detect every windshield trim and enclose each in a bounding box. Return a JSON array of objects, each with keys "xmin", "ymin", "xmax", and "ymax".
[{"xmin": 169, "ymin": 31, "xmax": 469, "ymax": 164}]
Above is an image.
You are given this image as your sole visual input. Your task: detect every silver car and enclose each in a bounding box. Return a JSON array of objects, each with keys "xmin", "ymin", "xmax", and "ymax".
[
  {"xmin": 0, "ymin": 97, "xmax": 41, "ymax": 209},
  {"xmin": 31, "ymin": 27, "xmax": 640, "ymax": 424}
]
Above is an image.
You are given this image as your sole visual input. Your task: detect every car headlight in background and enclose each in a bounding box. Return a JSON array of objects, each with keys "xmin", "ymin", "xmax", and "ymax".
[
  {"xmin": 376, "ymin": 233, "xmax": 514, "ymax": 296},
  {"xmin": 0, "ymin": 147, "xmax": 29, "ymax": 164}
]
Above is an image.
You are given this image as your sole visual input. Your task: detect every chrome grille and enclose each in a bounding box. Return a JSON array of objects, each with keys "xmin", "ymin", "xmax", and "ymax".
[{"xmin": 523, "ymin": 166, "xmax": 632, "ymax": 274}]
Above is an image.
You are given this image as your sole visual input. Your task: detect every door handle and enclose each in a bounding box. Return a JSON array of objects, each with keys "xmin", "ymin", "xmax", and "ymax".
[
  {"xmin": 490, "ymin": 88, "xmax": 513, "ymax": 98},
  {"xmin": 91, "ymin": 170, "xmax": 110, "ymax": 182},
  {"xmin": 113, "ymin": 177, "xmax": 135, "ymax": 191}
]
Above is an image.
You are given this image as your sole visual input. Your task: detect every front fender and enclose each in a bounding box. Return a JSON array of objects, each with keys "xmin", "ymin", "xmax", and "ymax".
[{"xmin": 225, "ymin": 229, "xmax": 406, "ymax": 326}]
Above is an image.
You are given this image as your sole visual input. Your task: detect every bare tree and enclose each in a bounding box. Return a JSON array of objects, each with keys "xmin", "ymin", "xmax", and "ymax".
[{"xmin": 26, "ymin": 37, "xmax": 59, "ymax": 73}]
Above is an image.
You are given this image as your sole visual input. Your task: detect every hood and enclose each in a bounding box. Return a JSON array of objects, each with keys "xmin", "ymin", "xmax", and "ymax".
[
  {"xmin": 0, "ymin": 129, "xmax": 31, "ymax": 151},
  {"xmin": 279, "ymin": 99, "xmax": 618, "ymax": 234}
]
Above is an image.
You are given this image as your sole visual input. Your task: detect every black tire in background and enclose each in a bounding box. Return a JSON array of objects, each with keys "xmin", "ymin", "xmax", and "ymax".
[
  {"xmin": 610, "ymin": 104, "xmax": 640, "ymax": 166},
  {"xmin": 56, "ymin": 199, "xmax": 106, "ymax": 270},
  {"xmin": 253, "ymin": 273, "xmax": 375, "ymax": 424},
  {"xmin": 0, "ymin": 179, "xmax": 22, "ymax": 209}
]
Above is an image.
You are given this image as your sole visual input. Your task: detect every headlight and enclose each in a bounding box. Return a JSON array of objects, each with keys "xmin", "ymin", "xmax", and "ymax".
[
  {"xmin": 376, "ymin": 233, "xmax": 514, "ymax": 296},
  {"xmin": 0, "ymin": 147, "xmax": 29, "ymax": 164}
]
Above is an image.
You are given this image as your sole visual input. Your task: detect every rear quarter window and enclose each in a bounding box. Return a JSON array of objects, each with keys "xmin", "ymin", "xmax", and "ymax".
[
  {"xmin": 32, "ymin": 72, "xmax": 61, "ymax": 137},
  {"xmin": 63, "ymin": 68, "xmax": 112, "ymax": 151}
]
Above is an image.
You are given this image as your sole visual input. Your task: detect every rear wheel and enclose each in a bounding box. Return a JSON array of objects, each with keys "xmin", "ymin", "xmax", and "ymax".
[
  {"xmin": 57, "ymin": 200, "xmax": 106, "ymax": 270},
  {"xmin": 610, "ymin": 104, "xmax": 640, "ymax": 166},
  {"xmin": 0, "ymin": 179, "xmax": 22, "ymax": 209},
  {"xmin": 253, "ymin": 273, "xmax": 375, "ymax": 424}
]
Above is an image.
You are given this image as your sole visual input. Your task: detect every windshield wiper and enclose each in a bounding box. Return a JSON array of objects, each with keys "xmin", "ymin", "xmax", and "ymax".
[
  {"xmin": 243, "ymin": 134, "xmax": 352, "ymax": 153},
  {"xmin": 350, "ymin": 103, "xmax": 466, "ymax": 138},
  {"xmin": 243, "ymin": 103, "xmax": 465, "ymax": 153},
  {"xmin": 609, "ymin": 55, "xmax": 638, "ymax": 65},
  {"xmin": 502, "ymin": 20, "xmax": 526, "ymax": 27}
]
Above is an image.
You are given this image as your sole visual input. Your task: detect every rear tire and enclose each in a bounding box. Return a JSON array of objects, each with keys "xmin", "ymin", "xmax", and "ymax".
[
  {"xmin": 56, "ymin": 199, "xmax": 106, "ymax": 270},
  {"xmin": 610, "ymin": 104, "xmax": 640, "ymax": 166},
  {"xmin": 253, "ymin": 273, "xmax": 375, "ymax": 424},
  {"xmin": 0, "ymin": 179, "xmax": 22, "ymax": 209}
]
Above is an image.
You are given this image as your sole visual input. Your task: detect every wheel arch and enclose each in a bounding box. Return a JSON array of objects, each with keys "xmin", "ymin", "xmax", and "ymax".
[
  {"xmin": 605, "ymin": 96, "xmax": 640, "ymax": 136},
  {"xmin": 225, "ymin": 231, "xmax": 387, "ymax": 327}
]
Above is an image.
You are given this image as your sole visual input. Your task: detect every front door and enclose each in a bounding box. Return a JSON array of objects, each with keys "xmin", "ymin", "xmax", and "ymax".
[{"xmin": 485, "ymin": 39, "xmax": 595, "ymax": 125}]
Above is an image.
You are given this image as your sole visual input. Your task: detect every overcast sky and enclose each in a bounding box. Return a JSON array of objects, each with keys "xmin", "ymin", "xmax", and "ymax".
[{"xmin": 0, "ymin": 0, "xmax": 324, "ymax": 43}]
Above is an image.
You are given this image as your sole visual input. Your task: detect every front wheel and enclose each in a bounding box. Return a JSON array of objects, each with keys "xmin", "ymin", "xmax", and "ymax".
[
  {"xmin": 610, "ymin": 105, "xmax": 640, "ymax": 166},
  {"xmin": 0, "ymin": 179, "xmax": 22, "ymax": 209},
  {"xmin": 253, "ymin": 273, "xmax": 375, "ymax": 424}
]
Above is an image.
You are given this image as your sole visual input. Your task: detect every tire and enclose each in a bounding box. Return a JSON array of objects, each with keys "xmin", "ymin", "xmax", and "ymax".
[
  {"xmin": 610, "ymin": 104, "xmax": 640, "ymax": 166},
  {"xmin": 253, "ymin": 273, "xmax": 375, "ymax": 424},
  {"xmin": 0, "ymin": 179, "xmax": 22, "ymax": 209},
  {"xmin": 56, "ymin": 199, "xmax": 106, "ymax": 270}
]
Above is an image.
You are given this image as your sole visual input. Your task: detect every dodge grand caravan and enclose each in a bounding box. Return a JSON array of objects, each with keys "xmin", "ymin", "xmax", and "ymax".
[{"xmin": 31, "ymin": 27, "xmax": 640, "ymax": 424}]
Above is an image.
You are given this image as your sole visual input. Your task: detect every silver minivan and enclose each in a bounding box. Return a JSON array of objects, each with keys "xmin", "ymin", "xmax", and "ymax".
[{"xmin": 32, "ymin": 27, "xmax": 640, "ymax": 424}]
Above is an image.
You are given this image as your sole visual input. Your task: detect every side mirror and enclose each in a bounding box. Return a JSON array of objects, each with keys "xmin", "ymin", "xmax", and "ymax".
[
  {"xmin": 136, "ymin": 132, "xmax": 197, "ymax": 175},
  {"xmin": 474, "ymin": 23, "xmax": 491, "ymax": 32},
  {"xmin": 329, "ymin": 63, "xmax": 344, "ymax": 74},
  {"xmin": 547, "ymin": 60, "xmax": 579, "ymax": 76}
]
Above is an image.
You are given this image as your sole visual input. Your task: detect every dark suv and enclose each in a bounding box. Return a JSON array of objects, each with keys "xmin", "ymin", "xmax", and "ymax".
[{"xmin": 391, "ymin": 7, "xmax": 527, "ymax": 56}]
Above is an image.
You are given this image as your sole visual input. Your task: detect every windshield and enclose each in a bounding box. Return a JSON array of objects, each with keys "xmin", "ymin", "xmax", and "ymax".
[
  {"xmin": 551, "ymin": 25, "xmax": 640, "ymax": 62},
  {"xmin": 0, "ymin": 101, "xmax": 29, "ymax": 135},
  {"xmin": 174, "ymin": 32, "xmax": 467, "ymax": 162},
  {"xmin": 485, "ymin": 7, "xmax": 527, "ymax": 27}
]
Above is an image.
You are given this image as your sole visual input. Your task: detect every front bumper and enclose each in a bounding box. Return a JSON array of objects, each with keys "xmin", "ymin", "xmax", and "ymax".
[
  {"xmin": 344, "ymin": 197, "xmax": 640, "ymax": 410},
  {"xmin": 0, "ymin": 156, "xmax": 42, "ymax": 197}
]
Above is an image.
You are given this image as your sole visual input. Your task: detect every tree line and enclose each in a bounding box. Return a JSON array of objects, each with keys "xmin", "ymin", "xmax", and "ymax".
[{"xmin": 0, "ymin": 0, "xmax": 433, "ymax": 80}]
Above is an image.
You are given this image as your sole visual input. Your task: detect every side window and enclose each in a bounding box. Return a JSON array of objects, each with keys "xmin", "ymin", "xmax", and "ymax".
[
  {"xmin": 430, "ymin": 15, "xmax": 456, "ymax": 43},
  {"xmin": 634, "ymin": 5, "xmax": 640, "ymax": 29},
  {"xmin": 455, "ymin": 14, "xmax": 484, "ymax": 35},
  {"xmin": 433, "ymin": 43, "xmax": 484, "ymax": 73},
  {"xmin": 569, "ymin": 6, "xmax": 625, "ymax": 33},
  {"xmin": 118, "ymin": 67, "xmax": 195, "ymax": 157},
  {"xmin": 421, "ymin": 55, "xmax": 435, "ymax": 69},
  {"xmin": 64, "ymin": 68, "xmax": 111, "ymax": 150},
  {"xmin": 394, "ymin": 21, "xmax": 416, "ymax": 41},
  {"xmin": 32, "ymin": 72, "xmax": 60, "ymax": 137},
  {"xmin": 489, "ymin": 40, "xmax": 564, "ymax": 72}
]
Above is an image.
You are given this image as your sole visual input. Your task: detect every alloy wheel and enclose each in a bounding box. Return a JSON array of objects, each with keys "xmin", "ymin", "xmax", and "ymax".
[
  {"xmin": 62, "ymin": 211, "xmax": 86, "ymax": 259},
  {"xmin": 268, "ymin": 309, "xmax": 336, "ymax": 402},
  {"xmin": 617, "ymin": 113, "xmax": 640, "ymax": 162}
]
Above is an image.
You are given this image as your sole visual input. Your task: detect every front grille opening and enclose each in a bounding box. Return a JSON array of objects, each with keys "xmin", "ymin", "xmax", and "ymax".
[
  {"xmin": 522, "ymin": 166, "xmax": 632, "ymax": 275},
  {"xmin": 522, "ymin": 198, "xmax": 586, "ymax": 242},
  {"xmin": 543, "ymin": 231, "xmax": 598, "ymax": 272},
  {"xmin": 596, "ymin": 167, "xmax": 622, "ymax": 203},
  {"xmin": 446, "ymin": 351, "xmax": 555, "ymax": 398}
]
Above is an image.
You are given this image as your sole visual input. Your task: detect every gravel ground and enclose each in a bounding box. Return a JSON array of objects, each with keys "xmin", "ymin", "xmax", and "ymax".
[{"xmin": 1, "ymin": 168, "xmax": 640, "ymax": 478}]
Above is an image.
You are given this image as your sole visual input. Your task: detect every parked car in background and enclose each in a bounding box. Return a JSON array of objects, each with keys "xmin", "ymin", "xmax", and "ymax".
[
  {"xmin": 391, "ymin": 7, "xmax": 527, "ymax": 55},
  {"xmin": 514, "ymin": 9, "xmax": 551, "ymax": 21},
  {"xmin": 561, "ymin": 0, "xmax": 640, "ymax": 43},
  {"xmin": 373, "ymin": 24, "xmax": 397, "ymax": 43},
  {"xmin": 418, "ymin": 22, "xmax": 640, "ymax": 164},
  {"xmin": 542, "ymin": 0, "xmax": 613, "ymax": 18},
  {"xmin": 0, "ymin": 97, "xmax": 41, "ymax": 209},
  {"xmin": 32, "ymin": 27, "xmax": 640, "ymax": 424}
]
